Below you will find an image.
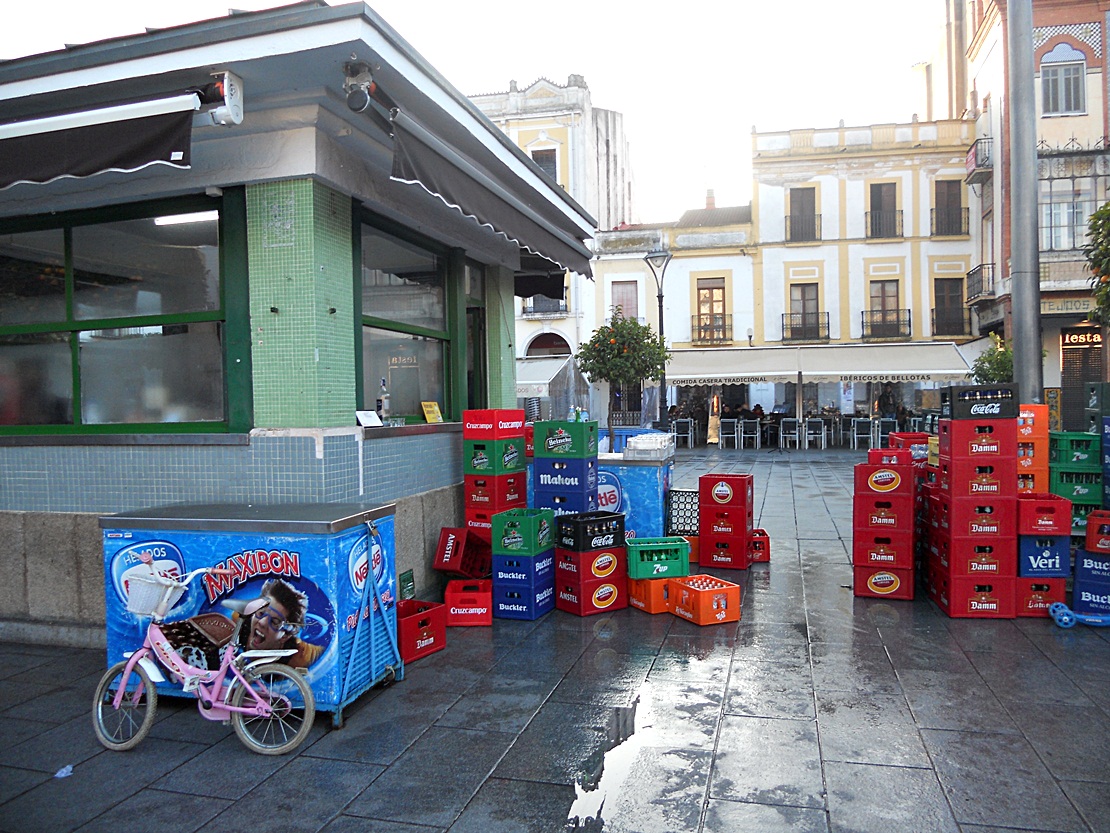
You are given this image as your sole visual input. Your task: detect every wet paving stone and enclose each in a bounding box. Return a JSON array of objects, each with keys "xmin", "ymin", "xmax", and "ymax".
[
  {"xmin": 824, "ymin": 760, "xmax": 959, "ymax": 833},
  {"xmin": 712, "ymin": 715, "xmax": 825, "ymax": 810},
  {"xmin": 702, "ymin": 798, "xmax": 830, "ymax": 833},
  {"xmin": 815, "ymin": 691, "xmax": 932, "ymax": 768}
]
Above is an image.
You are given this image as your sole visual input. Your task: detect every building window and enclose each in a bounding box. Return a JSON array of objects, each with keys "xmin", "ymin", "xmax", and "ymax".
[
  {"xmin": 0, "ymin": 200, "xmax": 225, "ymax": 429},
  {"xmin": 933, "ymin": 278, "xmax": 966, "ymax": 335},
  {"xmin": 1039, "ymin": 177, "xmax": 1095, "ymax": 252},
  {"xmin": 790, "ymin": 283, "xmax": 821, "ymax": 339},
  {"xmin": 611, "ymin": 280, "xmax": 638, "ymax": 320},
  {"xmin": 531, "ymin": 148, "xmax": 558, "ymax": 181},
  {"xmin": 867, "ymin": 183, "xmax": 901, "ymax": 238},
  {"xmin": 787, "ymin": 187, "xmax": 818, "ymax": 242},
  {"xmin": 1041, "ymin": 44, "xmax": 1086, "ymax": 116},
  {"xmin": 694, "ymin": 277, "xmax": 728, "ymax": 342},
  {"xmin": 933, "ymin": 181, "xmax": 967, "ymax": 236}
]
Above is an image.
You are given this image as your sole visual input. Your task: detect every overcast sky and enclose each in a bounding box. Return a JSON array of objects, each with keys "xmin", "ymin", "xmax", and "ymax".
[{"xmin": 2, "ymin": 0, "xmax": 946, "ymax": 222}]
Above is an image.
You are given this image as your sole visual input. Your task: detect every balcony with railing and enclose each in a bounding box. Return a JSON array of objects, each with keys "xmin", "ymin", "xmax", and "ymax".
[
  {"xmin": 865, "ymin": 210, "xmax": 903, "ymax": 239},
  {"xmin": 965, "ymin": 263, "xmax": 995, "ymax": 304},
  {"xmin": 781, "ymin": 312, "xmax": 830, "ymax": 342},
  {"xmin": 965, "ymin": 137, "xmax": 993, "ymax": 185},
  {"xmin": 690, "ymin": 314, "xmax": 733, "ymax": 345},
  {"xmin": 786, "ymin": 213, "xmax": 822, "ymax": 243},
  {"xmin": 932, "ymin": 307, "xmax": 972, "ymax": 337},
  {"xmin": 931, "ymin": 207, "xmax": 969, "ymax": 236},
  {"xmin": 861, "ymin": 309, "xmax": 911, "ymax": 340},
  {"xmin": 521, "ymin": 295, "xmax": 568, "ymax": 319}
]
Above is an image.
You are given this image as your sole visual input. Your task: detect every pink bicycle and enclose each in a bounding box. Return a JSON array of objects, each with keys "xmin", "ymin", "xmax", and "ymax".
[{"xmin": 92, "ymin": 552, "xmax": 316, "ymax": 755}]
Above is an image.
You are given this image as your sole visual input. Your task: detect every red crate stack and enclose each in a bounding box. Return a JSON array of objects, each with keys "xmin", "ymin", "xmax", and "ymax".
[
  {"xmin": 462, "ymin": 410, "xmax": 526, "ymax": 558},
  {"xmin": 853, "ymin": 457, "xmax": 916, "ymax": 599},
  {"xmin": 554, "ymin": 512, "xmax": 628, "ymax": 617},
  {"xmin": 698, "ymin": 474, "xmax": 754, "ymax": 569}
]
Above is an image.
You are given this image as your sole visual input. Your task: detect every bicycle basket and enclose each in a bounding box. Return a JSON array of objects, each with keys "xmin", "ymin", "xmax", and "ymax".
[{"xmin": 125, "ymin": 574, "xmax": 185, "ymax": 617}]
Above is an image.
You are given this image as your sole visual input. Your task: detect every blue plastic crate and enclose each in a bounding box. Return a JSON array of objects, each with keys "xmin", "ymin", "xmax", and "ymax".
[
  {"xmin": 533, "ymin": 457, "xmax": 597, "ymax": 493},
  {"xmin": 1017, "ymin": 534, "xmax": 1071, "ymax": 577},
  {"xmin": 1075, "ymin": 548, "xmax": 1110, "ymax": 583},
  {"xmin": 533, "ymin": 489, "xmax": 598, "ymax": 516},
  {"xmin": 1073, "ymin": 574, "xmax": 1110, "ymax": 615},
  {"xmin": 491, "ymin": 576, "xmax": 555, "ymax": 620},
  {"xmin": 492, "ymin": 550, "xmax": 555, "ymax": 587}
]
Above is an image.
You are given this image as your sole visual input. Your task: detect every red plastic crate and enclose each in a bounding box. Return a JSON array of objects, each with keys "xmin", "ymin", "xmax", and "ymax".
[
  {"xmin": 852, "ymin": 494, "xmax": 915, "ymax": 534},
  {"xmin": 444, "ymin": 580, "xmax": 493, "ymax": 626},
  {"xmin": 397, "ymin": 600, "xmax": 446, "ymax": 662},
  {"xmin": 938, "ymin": 418, "xmax": 1018, "ymax": 461},
  {"xmin": 853, "ymin": 566, "xmax": 915, "ymax": 600},
  {"xmin": 698, "ymin": 504, "xmax": 753, "ymax": 538},
  {"xmin": 933, "ymin": 574, "xmax": 1016, "ymax": 618},
  {"xmin": 698, "ymin": 533, "xmax": 751, "ymax": 570},
  {"xmin": 432, "ymin": 527, "xmax": 492, "ymax": 578},
  {"xmin": 462, "ymin": 409, "xmax": 526, "ymax": 439},
  {"xmin": 1085, "ymin": 510, "xmax": 1110, "ymax": 553},
  {"xmin": 852, "ymin": 531, "xmax": 915, "ymax": 570},
  {"xmin": 888, "ymin": 432, "xmax": 930, "ymax": 449},
  {"xmin": 1016, "ymin": 493, "xmax": 1073, "ymax": 535},
  {"xmin": 928, "ymin": 529, "xmax": 1017, "ymax": 579},
  {"xmin": 555, "ymin": 547, "xmax": 627, "ymax": 581},
  {"xmin": 868, "ymin": 448, "xmax": 915, "ymax": 465},
  {"xmin": 554, "ymin": 576, "xmax": 627, "ymax": 616},
  {"xmin": 853, "ymin": 463, "xmax": 915, "ymax": 497},
  {"xmin": 524, "ymin": 423, "xmax": 534, "ymax": 457},
  {"xmin": 747, "ymin": 528, "xmax": 770, "ymax": 563},
  {"xmin": 463, "ymin": 509, "xmax": 493, "ymax": 544},
  {"xmin": 931, "ymin": 493, "xmax": 1016, "ymax": 539},
  {"xmin": 464, "ymin": 473, "xmax": 526, "ymax": 510},
  {"xmin": 1016, "ymin": 578, "xmax": 1067, "ymax": 617},
  {"xmin": 627, "ymin": 577, "xmax": 671, "ymax": 613},
  {"xmin": 934, "ymin": 458, "xmax": 1018, "ymax": 499},
  {"xmin": 698, "ymin": 474, "xmax": 754, "ymax": 508},
  {"xmin": 669, "ymin": 575, "xmax": 741, "ymax": 625}
]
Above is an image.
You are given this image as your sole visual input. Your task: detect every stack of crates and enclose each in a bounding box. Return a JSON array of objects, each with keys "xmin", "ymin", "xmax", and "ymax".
[
  {"xmin": 532, "ymin": 419, "xmax": 599, "ymax": 517},
  {"xmin": 1048, "ymin": 429, "xmax": 1100, "ymax": 537},
  {"xmin": 1015, "ymin": 493, "xmax": 1072, "ymax": 616},
  {"xmin": 462, "ymin": 409, "xmax": 527, "ymax": 545},
  {"xmin": 554, "ymin": 511, "xmax": 629, "ymax": 616},
  {"xmin": 853, "ymin": 448, "xmax": 917, "ymax": 600},
  {"xmin": 625, "ymin": 536, "xmax": 690, "ymax": 615},
  {"xmin": 1085, "ymin": 382, "xmax": 1110, "ymax": 435},
  {"xmin": 1016, "ymin": 404, "xmax": 1050, "ymax": 494},
  {"xmin": 697, "ymin": 473, "xmax": 768, "ymax": 568},
  {"xmin": 1075, "ymin": 511, "xmax": 1110, "ymax": 616},
  {"xmin": 489, "ymin": 508, "xmax": 555, "ymax": 620}
]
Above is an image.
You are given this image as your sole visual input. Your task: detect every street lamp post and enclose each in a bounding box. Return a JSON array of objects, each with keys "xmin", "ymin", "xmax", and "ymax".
[{"xmin": 644, "ymin": 248, "xmax": 673, "ymax": 426}]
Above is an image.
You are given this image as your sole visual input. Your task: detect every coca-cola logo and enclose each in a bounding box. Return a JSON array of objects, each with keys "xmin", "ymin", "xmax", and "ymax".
[
  {"xmin": 970, "ymin": 402, "xmax": 1002, "ymax": 415},
  {"xmin": 867, "ymin": 469, "xmax": 902, "ymax": 493}
]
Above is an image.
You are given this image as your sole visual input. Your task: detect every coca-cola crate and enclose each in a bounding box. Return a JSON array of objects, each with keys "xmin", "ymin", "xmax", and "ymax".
[
  {"xmin": 1016, "ymin": 578, "xmax": 1067, "ymax": 617},
  {"xmin": 929, "ymin": 530, "xmax": 1017, "ymax": 579},
  {"xmin": 853, "ymin": 566, "xmax": 915, "ymax": 600},
  {"xmin": 669, "ymin": 575, "xmax": 741, "ymax": 625},
  {"xmin": 1083, "ymin": 509, "xmax": 1110, "ymax": 552},
  {"xmin": 397, "ymin": 600, "xmax": 446, "ymax": 662},
  {"xmin": 464, "ymin": 473, "xmax": 526, "ymax": 510},
  {"xmin": 555, "ymin": 547, "xmax": 627, "ymax": 581},
  {"xmin": 697, "ymin": 533, "xmax": 751, "ymax": 570},
  {"xmin": 853, "ymin": 463, "xmax": 914, "ymax": 497},
  {"xmin": 930, "ymin": 493, "xmax": 1016, "ymax": 539},
  {"xmin": 665, "ymin": 489, "xmax": 700, "ymax": 536},
  {"xmin": 852, "ymin": 531, "xmax": 915, "ymax": 570},
  {"xmin": 554, "ymin": 576, "xmax": 628, "ymax": 616},
  {"xmin": 1017, "ymin": 493, "xmax": 1072, "ymax": 535},
  {"xmin": 626, "ymin": 537, "xmax": 691, "ymax": 579},
  {"xmin": 556, "ymin": 511, "xmax": 625, "ymax": 551},
  {"xmin": 444, "ymin": 580, "xmax": 493, "ymax": 626},
  {"xmin": 940, "ymin": 385, "xmax": 1017, "ymax": 420},
  {"xmin": 935, "ymin": 458, "xmax": 1018, "ymax": 499},
  {"xmin": 533, "ymin": 457, "xmax": 598, "ymax": 494},
  {"xmin": 698, "ymin": 504, "xmax": 753, "ymax": 539},
  {"xmin": 698, "ymin": 474, "xmax": 754, "ymax": 508},
  {"xmin": 433, "ymin": 527, "xmax": 492, "ymax": 578},
  {"xmin": 492, "ymin": 551, "xmax": 555, "ymax": 588},
  {"xmin": 1017, "ymin": 535, "xmax": 1070, "ymax": 577},
  {"xmin": 933, "ymin": 574, "xmax": 1016, "ymax": 618},
  {"xmin": 627, "ymin": 576, "xmax": 671, "ymax": 614},
  {"xmin": 1048, "ymin": 431, "xmax": 1100, "ymax": 469},
  {"xmin": 462, "ymin": 409, "xmax": 525, "ymax": 439},
  {"xmin": 852, "ymin": 494, "xmax": 915, "ymax": 534},
  {"xmin": 747, "ymin": 528, "xmax": 770, "ymax": 563},
  {"xmin": 491, "ymin": 508, "xmax": 554, "ymax": 555},
  {"xmin": 938, "ymin": 419, "xmax": 1018, "ymax": 461}
]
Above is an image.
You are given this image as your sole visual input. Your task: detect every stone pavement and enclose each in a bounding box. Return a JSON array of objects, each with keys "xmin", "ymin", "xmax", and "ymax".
[{"xmin": 0, "ymin": 445, "xmax": 1108, "ymax": 832}]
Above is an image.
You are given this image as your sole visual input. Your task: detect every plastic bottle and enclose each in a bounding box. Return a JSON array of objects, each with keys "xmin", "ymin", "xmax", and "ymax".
[{"xmin": 377, "ymin": 378, "xmax": 391, "ymax": 419}]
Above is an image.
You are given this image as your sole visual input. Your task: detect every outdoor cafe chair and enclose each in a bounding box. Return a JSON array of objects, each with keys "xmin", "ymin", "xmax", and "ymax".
[
  {"xmin": 739, "ymin": 419, "xmax": 761, "ymax": 450},
  {"xmin": 672, "ymin": 418, "xmax": 695, "ymax": 448},
  {"xmin": 779, "ymin": 417, "xmax": 802, "ymax": 450},
  {"xmin": 851, "ymin": 417, "xmax": 873, "ymax": 450},
  {"xmin": 805, "ymin": 418, "xmax": 827, "ymax": 449},
  {"xmin": 719, "ymin": 418, "xmax": 738, "ymax": 449},
  {"xmin": 877, "ymin": 418, "xmax": 897, "ymax": 448}
]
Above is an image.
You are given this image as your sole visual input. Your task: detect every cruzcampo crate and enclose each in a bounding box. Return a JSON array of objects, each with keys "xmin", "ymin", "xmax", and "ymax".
[
  {"xmin": 626, "ymin": 536, "xmax": 691, "ymax": 580},
  {"xmin": 463, "ymin": 438, "xmax": 525, "ymax": 475},
  {"xmin": 491, "ymin": 507, "xmax": 555, "ymax": 555},
  {"xmin": 532, "ymin": 420, "xmax": 599, "ymax": 459}
]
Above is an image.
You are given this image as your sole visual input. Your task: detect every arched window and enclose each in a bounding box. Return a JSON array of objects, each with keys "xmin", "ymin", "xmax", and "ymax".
[{"xmin": 1041, "ymin": 43, "xmax": 1086, "ymax": 116}]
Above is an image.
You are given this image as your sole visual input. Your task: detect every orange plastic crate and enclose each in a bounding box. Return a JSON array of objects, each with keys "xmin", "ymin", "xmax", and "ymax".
[
  {"xmin": 627, "ymin": 577, "xmax": 671, "ymax": 614},
  {"xmin": 684, "ymin": 535, "xmax": 699, "ymax": 563},
  {"xmin": 669, "ymin": 575, "xmax": 741, "ymax": 626}
]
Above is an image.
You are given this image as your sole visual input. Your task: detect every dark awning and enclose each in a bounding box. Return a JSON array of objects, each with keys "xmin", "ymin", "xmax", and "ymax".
[
  {"xmin": 390, "ymin": 109, "xmax": 594, "ymax": 279},
  {"xmin": 0, "ymin": 94, "xmax": 198, "ymax": 190}
]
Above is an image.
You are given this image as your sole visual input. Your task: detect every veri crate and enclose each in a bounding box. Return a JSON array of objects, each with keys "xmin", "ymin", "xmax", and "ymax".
[
  {"xmin": 938, "ymin": 419, "xmax": 1018, "ymax": 461},
  {"xmin": 444, "ymin": 580, "xmax": 493, "ymax": 626},
  {"xmin": 1048, "ymin": 431, "xmax": 1100, "ymax": 469},
  {"xmin": 464, "ymin": 473, "xmax": 526, "ymax": 510},
  {"xmin": 554, "ymin": 577, "xmax": 628, "ymax": 616},
  {"xmin": 852, "ymin": 532, "xmax": 915, "ymax": 570},
  {"xmin": 1017, "ymin": 535, "xmax": 1071, "ymax": 578},
  {"xmin": 853, "ymin": 566, "xmax": 915, "ymax": 600},
  {"xmin": 1075, "ymin": 548, "xmax": 1110, "ymax": 583},
  {"xmin": 1017, "ymin": 493, "xmax": 1072, "ymax": 535},
  {"xmin": 748, "ymin": 528, "xmax": 771, "ymax": 563},
  {"xmin": 1016, "ymin": 578, "xmax": 1067, "ymax": 617},
  {"xmin": 935, "ymin": 459, "xmax": 1018, "ymax": 499},
  {"xmin": 532, "ymin": 457, "xmax": 598, "ymax": 494},
  {"xmin": 698, "ymin": 473, "xmax": 754, "ymax": 508},
  {"xmin": 463, "ymin": 509, "xmax": 493, "ymax": 544},
  {"xmin": 432, "ymin": 527, "xmax": 491, "ymax": 578},
  {"xmin": 533, "ymin": 489, "xmax": 599, "ymax": 516},
  {"xmin": 627, "ymin": 576, "xmax": 671, "ymax": 614},
  {"xmin": 397, "ymin": 600, "xmax": 446, "ymax": 662},
  {"xmin": 698, "ymin": 504, "xmax": 753, "ymax": 538},
  {"xmin": 556, "ymin": 511, "xmax": 626, "ymax": 551},
  {"xmin": 665, "ymin": 489, "xmax": 700, "ymax": 536},
  {"xmin": 492, "ymin": 580, "xmax": 555, "ymax": 620},
  {"xmin": 462, "ymin": 409, "xmax": 525, "ymax": 439},
  {"xmin": 462, "ymin": 438, "xmax": 526, "ymax": 475},
  {"xmin": 930, "ymin": 493, "xmax": 1016, "ymax": 539},
  {"xmin": 852, "ymin": 494, "xmax": 915, "ymax": 534},
  {"xmin": 853, "ymin": 463, "xmax": 915, "ymax": 497},
  {"xmin": 929, "ymin": 532, "xmax": 1017, "ymax": 579},
  {"xmin": 1048, "ymin": 467, "xmax": 1101, "ymax": 503},
  {"xmin": 491, "ymin": 508, "xmax": 554, "ymax": 555},
  {"xmin": 940, "ymin": 385, "xmax": 1017, "ymax": 420},
  {"xmin": 933, "ymin": 575, "xmax": 1017, "ymax": 618},
  {"xmin": 1084, "ymin": 510, "xmax": 1110, "ymax": 553},
  {"xmin": 555, "ymin": 547, "xmax": 627, "ymax": 581},
  {"xmin": 532, "ymin": 420, "xmax": 599, "ymax": 458},
  {"xmin": 669, "ymin": 575, "xmax": 742, "ymax": 625},
  {"xmin": 1072, "ymin": 574, "xmax": 1110, "ymax": 616},
  {"xmin": 626, "ymin": 537, "xmax": 691, "ymax": 579},
  {"xmin": 698, "ymin": 533, "xmax": 751, "ymax": 570},
  {"xmin": 491, "ymin": 551, "xmax": 555, "ymax": 588}
]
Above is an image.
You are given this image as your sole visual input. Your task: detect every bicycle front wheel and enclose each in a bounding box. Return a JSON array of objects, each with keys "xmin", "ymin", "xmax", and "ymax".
[
  {"xmin": 230, "ymin": 663, "xmax": 315, "ymax": 755},
  {"xmin": 92, "ymin": 660, "xmax": 158, "ymax": 751}
]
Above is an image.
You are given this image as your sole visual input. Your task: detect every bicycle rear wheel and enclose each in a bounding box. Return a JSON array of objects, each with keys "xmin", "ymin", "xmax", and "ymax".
[
  {"xmin": 230, "ymin": 663, "xmax": 315, "ymax": 755},
  {"xmin": 92, "ymin": 660, "xmax": 158, "ymax": 751}
]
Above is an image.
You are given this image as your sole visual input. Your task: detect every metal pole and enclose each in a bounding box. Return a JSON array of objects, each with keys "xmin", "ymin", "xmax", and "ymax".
[
  {"xmin": 1008, "ymin": 0, "xmax": 1043, "ymax": 403},
  {"xmin": 657, "ymin": 286, "xmax": 666, "ymax": 425}
]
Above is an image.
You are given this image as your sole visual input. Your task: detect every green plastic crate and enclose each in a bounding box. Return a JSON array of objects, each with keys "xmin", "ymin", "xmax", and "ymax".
[
  {"xmin": 1048, "ymin": 466, "xmax": 1101, "ymax": 502},
  {"xmin": 533, "ymin": 420, "xmax": 598, "ymax": 459},
  {"xmin": 1048, "ymin": 431, "xmax": 1100, "ymax": 469},
  {"xmin": 626, "ymin": 537, "xmax": 691, "ymax": 580},
  {"xmin": 463, "ymin": 438, "xmax": 526, "ymax": 475},
  {"xmin": 491, "ymin": 508, "xmax": 555, "ymax": 555}
]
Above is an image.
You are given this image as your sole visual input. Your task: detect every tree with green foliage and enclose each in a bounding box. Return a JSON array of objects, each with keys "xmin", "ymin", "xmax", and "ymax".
[
  {"xmin": 971, "ymin": 332, "xmax": 1014, "ymax": 384},
  {"xmin": 1085, "ymin": 201, "xmax": 1110, "ymax": 325},
  {"xmin": 575, "ymin": 308, "xmax": 669, "ymax": 435}
]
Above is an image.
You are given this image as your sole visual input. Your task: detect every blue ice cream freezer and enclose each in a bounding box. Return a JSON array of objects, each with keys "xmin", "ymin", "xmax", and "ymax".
[{"xmin": 99, "ymin": 502, "xmax": 402, "ymax": 727}]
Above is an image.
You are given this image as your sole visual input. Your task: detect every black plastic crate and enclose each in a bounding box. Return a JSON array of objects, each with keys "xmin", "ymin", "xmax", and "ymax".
[
  {"xmin": 555, "ymin": 511, "xmax": 625, "ymax": 551},
  {"xmin": 940, "ymin": 385, "xmax": 1017, "ymax": 420},
  {"xmin": 666, "ymin": 489, "xmax": 700, "ymax": 536}
]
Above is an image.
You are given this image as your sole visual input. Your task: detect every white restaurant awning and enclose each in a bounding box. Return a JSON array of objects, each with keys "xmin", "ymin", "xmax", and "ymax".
[
  {"xmin": 515, "ymin": 356, "xmax": 572, "ymax": 398},
  {"xmin": 667, "ymin": 342, "xmax": 973, "ymax": 386}
]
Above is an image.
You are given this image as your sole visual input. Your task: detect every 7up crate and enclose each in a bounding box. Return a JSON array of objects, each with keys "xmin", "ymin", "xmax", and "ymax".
[
  {"xmin": 626, "ymin": 537, "xmax": 691, "ymax": 580},
  {"xmin": 533, "ymin": 420, "xmax": 598, "ymax": 459},
  {"xmin": 463, "ymin": 438, "xmax": 525, "ymax": 475},
  {"xmin": 491, "ymin": 508, "xmax": 555, "ymax": 556}
]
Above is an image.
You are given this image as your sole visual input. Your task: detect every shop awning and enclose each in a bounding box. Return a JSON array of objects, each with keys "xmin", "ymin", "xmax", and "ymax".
[
  {"xmin": 515, "ymin": 355, "xmax": 572, "ymax": 398},
  {"xmin": 668, "ymin": 347, "xmax": 802, "ymax": 385}
]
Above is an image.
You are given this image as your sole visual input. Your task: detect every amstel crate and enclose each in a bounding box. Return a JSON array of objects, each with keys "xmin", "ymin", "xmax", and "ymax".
[
  {"xmin": 1017, "ymin": 535, "xmax": 1071, "ymax": 578},
  {"xmin": 1017, "ymin": 404, "xmax": 1049, "ymax": 440},
  {"xmin": 929, "ymin": 530, "xmax": 1017, "ymax": 579},
  {"xmin": 554, "ymin": 576, "xmax": 628, "ymax": 616},
  {"xmin": 1016, "ymin": 578, "xmax": 1067, "ymax": 617},
  {"xmin": 1049, "ymin": 431, "xmax": 1101, "ymax": 469},
  {"xmin": 533, "ymin": 489, "xmax": 598, "ymax": 516},
  {"xmin": 555, "ymin": 547, "xmax": 627, "ymax": 581},
  {"xmin": 747, "ymin": 528, "xmax": 771, "ymax": 563},
  {"xmin": 397, "ymin": 600, "xmax": 446, "ymax": 662},
  {"xmin": 1084, "ymin": 509, "xmax": 1110, "ymax": 553},
  {"xmin": 556, "ymin": 511, "xmax": 625, "ymax": 551},
  {"xmin": 852, "ymin": 494, "xmax": 915, "ymax": 534},
  {"xmin": 930, "ymin": 492, "xmax": 1016, "ymax": 539},
  {"xmin": 462, "ymin": 438, "xmax": 526, "ymax": 475},
  {"xmin": 492, "ymin": 579, "xmax": 555, "ymax": 620},
  {"xmin": 432, "ymin": 527, "xmax": 491, "ymax": 578},
  {"xmin": 492, "ymin": 550, "xmax": 555, "ymax": 588},
  {"xmin": 1048, "ymin": 467, "xmax": 1101, "ymax": 503},
  {"xmin": 491, "ymin": 508, "xmax": 554, "ymax": 555},
  {"xmin": 627, "ymin": 576, "xmax": 671, "ymax": 614},
  {"xmin": 532, "ymin": 420, "xmax": 598, "ymax": 458},
  {"xmin": 1075, "ymin": 548, "xmax": 1110, "ymax": 583},
  {"xmin": 464, "ymin": 473, "xmax": 526, "ymax": 510},
  {"xmin": 1071, "ymin": 574, "xmax": 1110, "ymax": 615},
  {"xmin": 932, "ymin": 574, "xmax": 1016, "ymax": 618},
  {"xmin": 852, "ymin": 531, "xmax": 915, "ymax": 570},
  {"xmin": 698, "ymin": 504, "xmax": 753, "ymax": 539},
  {"xmin": 868, "ymin": 448, "xmax": 915, "ymax": 465},
  {"xmin": 853, "ymin": 463, "xmax": 914, "ymax": 497},
  {"xmin": 669, "ymin": 575, "xmax": 741, "ymax": 625},
  {"xmin": 698, "ymin": 473, "xmax": 754, "ymax": 508},
  {"xmin": 626, "ymin": 537, "xmax": 691, "ymax": 579},
  {"xmin": 462, "ymin": 409, "xmax": 525, "ymax": 439},
  {"xmin": 940, "ymin": 385, "xmax": 1017, "ymax": 420},
  {"xmin": 533, "ymin": 457, "xmax": 598, "ymax": 494},
  {"xmin": 444, "ymin": 580, "xmax": 493, "ymax": 626},
  {"xmin": 853, "ymin": 566, "xmax": 915, "ymax": 600},
  {"xmin": 1017, "ymin": 493, "xmax": 1072, "ymax": 535},
  {"xmin": 938, "ymin": 418, "xmax": 1018, "ymax": 461},
  {"xmin": 698, "ymin": 533, "xmax": 751, "ymax": 570},
  {"xmin": 935, "ymin": 458, "xmax": 1018, "ymax": 499}
]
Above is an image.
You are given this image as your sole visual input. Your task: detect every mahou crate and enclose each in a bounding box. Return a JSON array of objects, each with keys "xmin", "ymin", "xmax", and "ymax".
[{"xmin": 669, "ymin": 575, "xmax": 741, "ymax": 625}]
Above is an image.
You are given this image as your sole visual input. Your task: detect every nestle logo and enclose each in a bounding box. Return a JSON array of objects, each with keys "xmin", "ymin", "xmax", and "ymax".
[{"xmin": 970, "ymin": 402, "xmax": 1002, "ymax": 415}]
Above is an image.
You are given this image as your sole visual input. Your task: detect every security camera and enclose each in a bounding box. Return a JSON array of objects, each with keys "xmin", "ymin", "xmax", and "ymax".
[{"xmin": 347, "ymin": 86, "xmax": 372, "ymax": 113}]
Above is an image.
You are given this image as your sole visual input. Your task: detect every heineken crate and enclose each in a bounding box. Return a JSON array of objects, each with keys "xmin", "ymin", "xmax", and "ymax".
[
  {"xmin": 626, "ymin": 536, "xmax": 691, "ymax": 580},
  {"xmin": 533, "ymin": 420, "xmax": 599, "ymax": 458},
  {"xmin": 463, "ymin": 438, "xmax": 525, "ymax": 475},
  {"xmin": 1048, "ymin": 431, "xmax": 1100, "ymax": 469},
  {"xmin": 491, "ymin": 508, "xmax": 555, "ymax": 555}
]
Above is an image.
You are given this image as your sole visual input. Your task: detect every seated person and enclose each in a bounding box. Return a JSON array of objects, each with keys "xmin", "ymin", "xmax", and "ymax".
[
  {"xmin": 751, "ymin": 404, "xmax": 765, "ymax": 419},
  {"xmin": 737, "ymin": 402, "xmax": 755, "ymax": 420}
]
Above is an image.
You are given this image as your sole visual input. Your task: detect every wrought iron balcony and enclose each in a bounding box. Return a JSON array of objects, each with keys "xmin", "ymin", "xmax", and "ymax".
[
  {"xmin": 931, "ymin": 207, "xmax": 969, "ymax": 237},
  {"xmin": 965, "ymin": 137, "xmax": 993, "ymax": 185},
  {"xmin": 861, "ymin": 309, "xmax": 911, "ymax": 340},
  {"xmin": 521, "ymin": 295, "xmax": 568, "ymax": 319},
  {"xmin": 965, "ymin": 263, "xmax": 995, "ymax": 304},
  {"xmin": 786, "ymin": 213, "xmax": 821, "ymax": 243},
  {"xmin": 781, "ymin": 312, "xmax": 830, "ymax": 342},
  {"xmin": 932, "ymin": 307, "xmax": 972, "ymax": 337},
  {"xmin": 690, "ymin": 314, "xmax": 732, "ymax": 345},
  {"xmin": 865, "ymin": 210, "xmax": 903, "ymax": 239}
]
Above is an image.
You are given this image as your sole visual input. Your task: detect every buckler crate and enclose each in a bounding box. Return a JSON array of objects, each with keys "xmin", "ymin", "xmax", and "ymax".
[
  {"xmin": 852, "ymin": 532, "xmax": 915, "ymax": 570},
  {"xmin": 1048, "ymin": 467, "xmax": 1101, "ymax": 503},
  {"xmin": 492, "ymin": 581, "xmax": 555, "ymax": 620},
  {"xmin": 492, "ymin": 551, "xmax": 555, "ymax": 587},
  {"xmin": 1016, "ymin": 577, "xmax": 1067, "ymax": 617},
  {"xmin": 1076, "ymin": 548, "xmax": 1110, "ymax": 583},
  {"xmin": 1073, "ymin": 574, "xmax": 1110, "ymax": 616},
  {"xmin": 853, "ymin": 566, "xmax": 915, "ymax": 600},
  {"xmin": 938, "ymin": 419, "xmax": 1018, "ymax": 461},
  {"xmin": 1017, "ymin": 493, "xmax": 1072, "ymax": 535},
  {"xmin": 462, "ymin": 438, "xmax": 526, "ymax": 475},
  {"xmin": 934, "ymin": 575, "xmax": 1016, "ymax": 618},
  {"xmin": 1017, "ymin": 535, "xmax": 1070, "ymax": 578},
  {"xmin": 665, "ymin": 489, "xmax": 700, "ymax": 536},
  {"xmin": 444, "ymin": 580, "xmax": 492, "ymax": 626},
  {"xmin": 1048, "ymin": 431, "xmax": 1100, "ymax": 469},
  {"xmin": 669, "ymin": 575, "xmax": 741, "ymax": 625},
  {"xmin": 940, "ymin": 385, "xmax": 1017, "ymax": 420},
  {"xmin": 748, "ymin": 528, "xmax": 770, "ymax": 563},
  {"xmin": 462, "ymin": 408, "xmax": 525, "ymax": 439},
  {"xmin": 533, "ymin": 457, "xmax": 598, "ymax": 494},
  {"xmin": 556, "ymin": 511, "xmax": 625, "ymax": 551},
  {"xmin": 698, "ymin": 534, "xmax": 751, "ymax": 570},
  {"xmin": 532, "ymin": 420, "xmax": 598, "ymax": 458},
  {"xmin": 555, "ymin": 547, "xmax": 627, "ymax": 581},
  {"xmin": 464, "ymin": 473, "xmax": 526, "ymax": 510},
  {"xmin": 491, "ymin": 508, "xmax": 554, "ymax": 555},
  {"xmin": 554, "ymin": 577, "xmax": 627, "ymax": 616},
  {"xmin": 627, "ymin": 576, "xmax": 671, "ymax": 614},
  {"xmin": 698, "ymin": 473, "xmax": 754, "ymax": 508},
  {"xmin": 626, "ymin": 537, "xmax": 691, "ymax": 579},
  {"xmin": 433, "ymin": 527, "xmax": 491, "ymax": 578},
  {"xmin": 397, "ymin": 600, "xmax": 446, "ymax": 662}
]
